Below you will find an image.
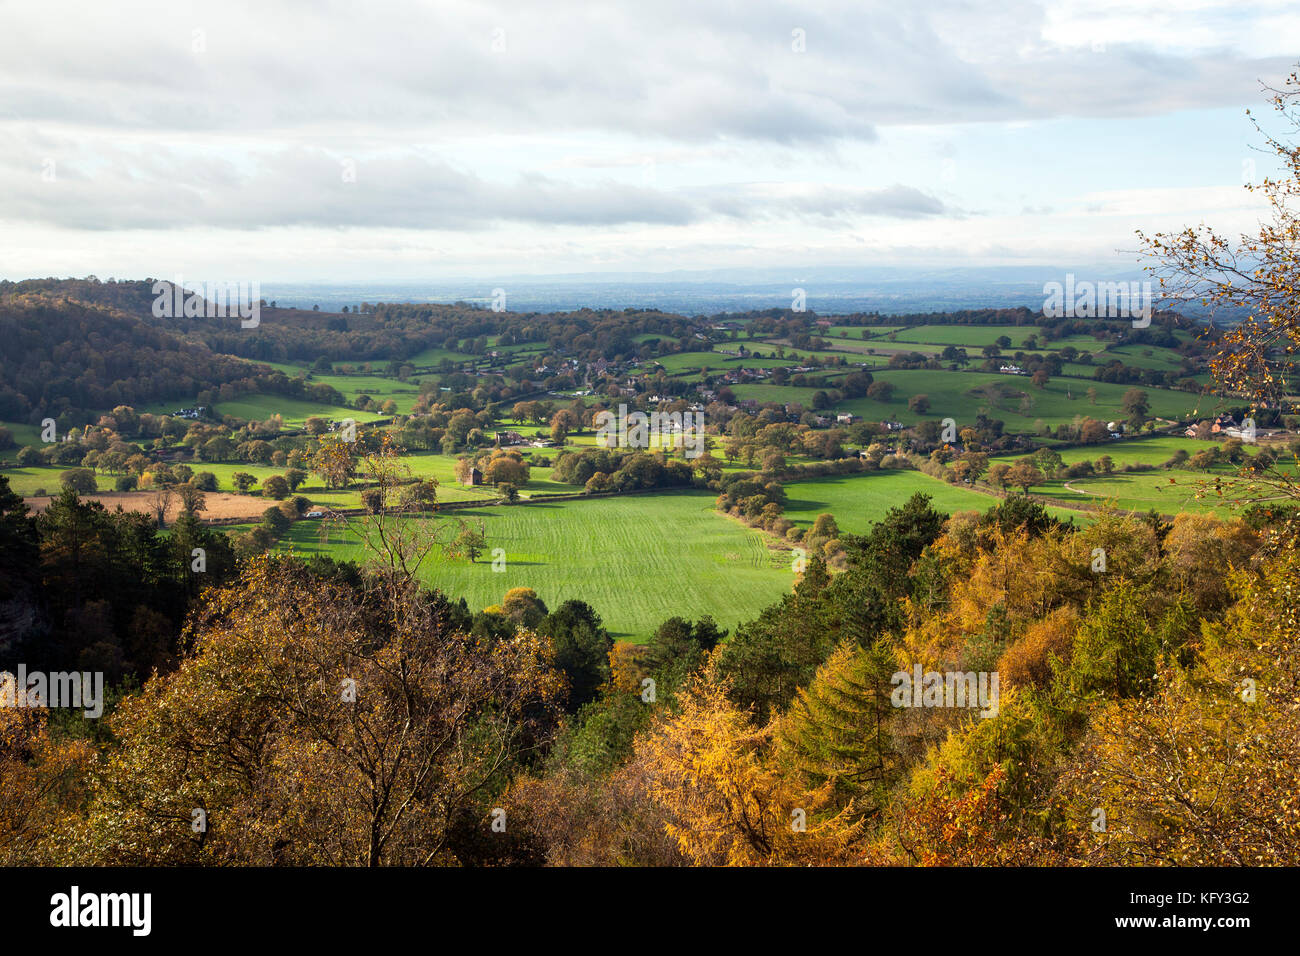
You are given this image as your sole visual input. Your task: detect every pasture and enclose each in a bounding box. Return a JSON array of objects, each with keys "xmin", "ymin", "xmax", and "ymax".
[{"xmin": 273, "ymin": 490, "xmax": 797, "ymax": 640}]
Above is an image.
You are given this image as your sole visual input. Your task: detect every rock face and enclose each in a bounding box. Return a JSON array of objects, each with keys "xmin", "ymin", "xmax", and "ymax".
[{"xmin": 0, "ymin": 593, "xmax": 41, "ymax": 657}]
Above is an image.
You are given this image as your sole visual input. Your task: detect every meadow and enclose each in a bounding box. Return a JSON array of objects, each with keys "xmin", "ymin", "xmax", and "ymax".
[
  {"xmin": 212, "ymin": 395, "xmax": 390, "ymax": 426},
  {"xmin": 1030, "ymin": 470, "xmax": 1269, "ymax": 516},
  {"xmin": 0, "ymin": 421, "xmax": 44, "ymax": 448},
  {"xmin": 271, "ymin": 490, "xmax": 797, "ymax": 640},
  {"xmin": 781, "ymin": 470, "xmax": 1085, "ymax": 532},
  {"xmin": 132, "ymin": 394, "xmax": 390, "ymax": 427},
  {"xmin": 836, "ymin": 369, "xmax": 1209, "ymax": 430},
  {"xmin": 247, "ymin": 363, "xmax": 425, "ymax": 413}
]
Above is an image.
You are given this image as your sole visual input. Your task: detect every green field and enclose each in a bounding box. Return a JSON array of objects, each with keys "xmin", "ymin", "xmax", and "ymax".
[
  {"xmin": 877, "ymin": 324, "xmax": 1113, "ymax": 350},
  {"xmin": 0, "ymin": 464, "xmax": 113, "ymax": 496},
  {"xmin": 274, "ymin": 490, "xmax": 797, "ymax": 640},
  {"xmin": 730, "ymin": 370, "xmax": 1207, "ymax": 431},
  {"xmin": 1031, "ymin": 471, "xmax": 1269, "ymax": 516},
  {"xmin": 132, "ymin": 393, "xmax": 389, "ymax": 427},
  {"xmin": 991, "ymin": 435, "xmax": 1211, "ymax": 469},
  {"xmin": 212, "ymin": 395, "xmax": 390, "ymax": 426},
  {"xmin": 837, "ymin": 370, "xmax": 1207, "ymax": 430},
  {"xmin": 401, "ymin": 452, "xmax": 583, "ymax": 500},
  {"xmin": 257, "ymin": 471, "xmax": 1098, "ymax": 638},
  {"xmin": 0, "ymin": 422, "xmax": 44, "ymax": 449},
  {"xmin": 406, "ymin": 346, "xmax": 478, "ymax": 366},
  {"xmin": 781, "ymin": 470, "xmax": 1083, "ymax": 532},
  {"xmin": 245, "ymin": 363, "xmax": 424, "ymax": 413},
  {"xmin": 824, "ymin": 325, "xmax": 906, "ymax": 338},
  {"xmin": 988, "ymin": 435, "xmax": 1287, "ymax": 516}
]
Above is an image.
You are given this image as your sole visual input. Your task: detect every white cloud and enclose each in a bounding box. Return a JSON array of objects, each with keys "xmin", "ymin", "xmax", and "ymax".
[{"xmin": 0, "ymin": 0, "xmax": 1294, "ymax": 278}]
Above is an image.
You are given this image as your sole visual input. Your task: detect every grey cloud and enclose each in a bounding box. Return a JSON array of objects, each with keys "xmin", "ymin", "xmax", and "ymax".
[
  {"xmin": 0, "ymin": 0, "xmax": 1281, "ymax": 145},
  {"xmin": 0, "ymin": 140, "xmax": 945, "ymax": 230}
]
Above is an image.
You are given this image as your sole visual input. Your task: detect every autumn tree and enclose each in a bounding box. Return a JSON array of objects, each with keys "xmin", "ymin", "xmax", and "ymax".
[
  {"xmin": 0, "ymin": 680, "xmax": 96, "ymax": 865},
  {"xmin": 79, "ymin": 556, "xmax": 565, "ymax": 866},
  {"xmin": 1006, "ymin": 461, "xmax": 1044, "ymax": 493},
  {"xmin": 1140, "ymin": 69, "xmax": 1300, "ymax": 412},
  {"xmin": 1059, "ymin": 555, "xmax": 1300, "ymax": 865},
  {"xmin": 636, "ymin": 674, "xmax": 861, "ymax": 865},
  {"xmin": 262, "ymin": 474, "xmax": 289, "ymax": 500},
  {"xmin": 310, "ymin": 436, "xmax": 358, "ymax": 490}
]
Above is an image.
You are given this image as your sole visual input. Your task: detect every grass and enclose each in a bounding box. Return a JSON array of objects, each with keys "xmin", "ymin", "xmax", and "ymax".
[
  {"xmin": 780, "ymin": 469, "xmax": 1083, "ymax": 533},
  {"xmin": 885, "ymin": 325, "xmax": 1043, "ymax": 348},
  {"xmin": 399, "ymin": 453, "xmax": 584, "ymax": 501},
  {"xmin": 0, "ymin": 422, "xmax": 45, "ymax": 449},
  {"xmin": 272, "ymin": 490, "xmax": 797, "ymax": 640},
  {"xmin": 132, "ymin": 393, "xmax": 389, "ymax": 427},
  {"xmin": 0, "ymin": 464, "xmax": 114, "ymax": 495},
  {"xmin": 406, "ymin": 346, "xmax": 478, "ymax": 366},
  {"xmin": 242, "ymin": 362, "xmax": 424, "ymax": 414},
  {"xmin": 730, "ymin": 372, "xmax": 1207, "ymax": 432},
  {"xmin": 1030, "ymin": 471, "xmax": 1263, "ymax": 516},
  {"xmin": 990, "ymin": 435, "xmax": 1214, "ymax": 469},
  {"xmin": 988, "ymin": 435, "xmax": 1290, "ymax": 516},
  {"xmin": 834, "ymin": 370, "xmax": 1208, "ymax": 431},
  {"xmin": 212, "ymin": 395, "xmax": 389, "ymax": 427}
]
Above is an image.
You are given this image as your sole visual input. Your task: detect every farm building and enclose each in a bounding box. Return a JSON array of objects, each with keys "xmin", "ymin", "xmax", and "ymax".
[{"xmin": 463, "ymin": 466, "xmax": 483, "ymax": 487}]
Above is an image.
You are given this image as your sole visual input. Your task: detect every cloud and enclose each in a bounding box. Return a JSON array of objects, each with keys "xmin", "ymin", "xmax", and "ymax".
[
  {"xmin": 0, "ymin": 0, "xmax": 1292, "ymax": 277},
  {"xmin": 0, "ymin": 0, "xmax": 1288, "ymax": 143},
  {"xmin": 0, "ymin": 138, "xmax": 948, "ymax": 230}
]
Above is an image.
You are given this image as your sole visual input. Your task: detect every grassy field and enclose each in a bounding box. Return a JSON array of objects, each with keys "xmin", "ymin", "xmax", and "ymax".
[
  {"xmin": 211, "ymin": 395, "xmax": 390, "ymax": 426},
  {"xmin": 824, "ymin": 325, "xmax": 907, "ymax": 338},
  {"xmin": 245, "ymin": 363, "xmax": 425, "ymax": 414},
  {"xmin": 132, "ymin": 394, "xmax": 390, "ymax": 427},
  {"xmin": 884, "ymin": 325, "xmax": 1043, "ymax": 348},
  {"xmin": 0, "ymin": 445, "xmax": 588, "ymax": 509},
  {"xmin": 837, "ymin": 370, "xmax": 1208, "ymax": 430},
  {"xmin": 990, "ymin": 435, "xmax": 1212, "ymax": 468},
  {"xmin": 730, "ymin": 371, "xmax": 1207, "ymax": 431},
  {"xmin": 0, "ymin": 464, "xmax": 114, "ymax": 496},
  {"xmin": 0, "ymin": 460, "xmax": 370, "ymax": 508},
  {"xmin": 251, "ymin": 470, "xmax": 1099, "ymax": 637},
  {"xmin": 1032, "ymin": 471, "xmax": 1269, "ymax": 516},
  {"xmin": 400, "ymin": 452, "xmax": 584, "ymax": 500},
  {"xmin": 406, "ymin": 346, "xmax": 478, "ymax": 366},
  {"xmin": 781, "ymin": 470, "xmax": 1084, "ymax": 532},
  {"xmin": 1, "ymin": 422, "xmax": 45, "ymax": 448},
  {"xmin": 988, "ymin": 435, "xmax": 1289, "ymax": 516},
  {"xmin": 273, "ymin": 490, "xmax": 797, "ymax": 640}
]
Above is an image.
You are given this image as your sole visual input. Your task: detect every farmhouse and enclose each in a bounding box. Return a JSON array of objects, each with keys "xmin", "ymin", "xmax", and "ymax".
[{"xmin": 1211, "ymin": 414, "xmax": 1238, "ymax": 433}]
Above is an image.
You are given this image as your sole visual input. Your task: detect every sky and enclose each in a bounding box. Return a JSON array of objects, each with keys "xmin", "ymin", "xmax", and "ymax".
[{"xmin": 0, "ymin": 0, "xmax": 1297, "ymax": 284}]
